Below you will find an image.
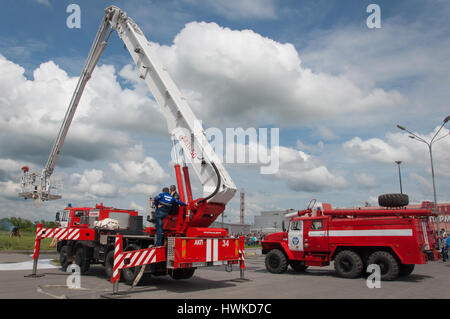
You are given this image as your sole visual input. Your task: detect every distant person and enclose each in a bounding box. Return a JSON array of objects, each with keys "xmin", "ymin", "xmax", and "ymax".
[
  {"xmin": 442, "ymin": 232, "xmax": 449, "ymax": 262},
  {"xmin": 9, "ymin": 226, "xmax": 22, "ymax": 238},
  {"xmin": 153, "ymin": 187, "xmax": 186, "ymax": 246}
]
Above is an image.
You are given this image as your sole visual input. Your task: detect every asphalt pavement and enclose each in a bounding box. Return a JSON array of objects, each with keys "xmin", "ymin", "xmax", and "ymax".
[{"xmin": 0, "ymin": 249, "xmax": 449, "ymax": 299}]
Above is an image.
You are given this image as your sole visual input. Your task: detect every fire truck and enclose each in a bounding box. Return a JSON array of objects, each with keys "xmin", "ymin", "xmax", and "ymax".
[
  {"xmin": 261, "ymin": 195, "xmax": 438, "ymax": 281},
  {"xmin": 21, "ymin": 6, "xmax": 246, "ymax": 288}
]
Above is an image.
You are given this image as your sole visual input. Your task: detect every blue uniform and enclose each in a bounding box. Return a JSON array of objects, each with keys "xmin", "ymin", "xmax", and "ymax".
[
  {"xmin": 441, "ymin": 236, "xmax": 450, "ymax": 262},
  {"xmin": 153, "ymin": 192, "xmax": 186, "ymax": 246}
]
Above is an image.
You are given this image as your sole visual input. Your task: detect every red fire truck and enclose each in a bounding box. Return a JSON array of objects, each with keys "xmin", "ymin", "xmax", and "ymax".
[
  {"xmin": 23, "ymin": 6, "xmax": 246, "ymax": 291},
  {"xmin": 262, "ymin": 196, "xmax": 438, "ymax": 281},
  {"xmin": 31, "ymin": 202, "xmax": 243, "ymax": 284}
]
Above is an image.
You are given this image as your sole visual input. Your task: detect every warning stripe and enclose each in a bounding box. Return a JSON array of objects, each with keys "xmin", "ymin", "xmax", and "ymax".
[
  {"xmin": 181, "ymin": 240, "xmax": 186, "ymax": 258},
  {"xmin": 205, "ymin": 239, "xmax": 219, "ymax": 262},
  {"xmin": 36, "ymin": 227, "xmax": 80, "ymax": 240}
]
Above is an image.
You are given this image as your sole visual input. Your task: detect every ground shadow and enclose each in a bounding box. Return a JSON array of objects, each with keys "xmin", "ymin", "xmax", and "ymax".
[{"xmin": 109, "ymin": 276, "xmax": 238, "ymax": 296}]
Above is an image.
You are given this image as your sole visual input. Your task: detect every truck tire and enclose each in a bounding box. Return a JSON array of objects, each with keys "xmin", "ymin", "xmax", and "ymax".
[
  {"xmin": 59, "ymin": 245, "xmax": 71, "ymax": 271},
  {"xmin": 122, "ymin": 244, "xmax": 141, "ymax": 285},
  {"xmin": 378, "ymin": 193, "xmax": 409, "ymax": 207},
  {"xmin": 399, "ymin": 264, "xmax": 415, "ymax": 277},
  {"xmin": 170, "ymin": 268, "xmax": 196, "ymax": 280},
  {"xmin": 74, "ymin": 247, "xmax": 90, "ymax": 274},
  {"xmin": 334, "ymin": 250, "xmax": 363, "ymax": 278},
  {"xmin": 265, "ymin": 249, "xmax": 288, "ymax": 274},
  {"xmin": 290, "ymin": 261, "xmax": 308, "ymax": 272},
  {"xmin": 104, "ymin": 250, "xmax": 115, "ymax": 280},
  {"xmin": 367, "ymin": 251, "xmax": 399, "ymax": 281}
]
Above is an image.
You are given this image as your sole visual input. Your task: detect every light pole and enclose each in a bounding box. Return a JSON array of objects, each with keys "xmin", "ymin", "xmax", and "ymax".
[
  {"xmin": 397, "ymin": 115, "xmax": 450, "ymax": 244},
  {"xmin": 395, "ymin": 161, "xmax": 403, "ymax": 194}
]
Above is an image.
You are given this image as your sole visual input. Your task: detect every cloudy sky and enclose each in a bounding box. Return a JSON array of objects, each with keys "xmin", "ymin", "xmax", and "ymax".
[{"xmin": 0, "ymin": 0, "xmax": 449, "ymax": 224}]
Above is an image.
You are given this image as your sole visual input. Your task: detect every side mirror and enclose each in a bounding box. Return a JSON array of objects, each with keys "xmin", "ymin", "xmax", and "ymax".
[
  {"xmin": 282, "ymin": 220, "xmax": 286, "ymax": 232},
  {"xmin": 55, "ymin": 212, "xmax": 60, "ymax": 222}
]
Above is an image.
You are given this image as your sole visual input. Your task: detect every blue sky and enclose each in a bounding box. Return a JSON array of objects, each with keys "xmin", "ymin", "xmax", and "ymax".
[{"xmin": 0, "ymin": 0, "xmax": 449, "ymax": 223}]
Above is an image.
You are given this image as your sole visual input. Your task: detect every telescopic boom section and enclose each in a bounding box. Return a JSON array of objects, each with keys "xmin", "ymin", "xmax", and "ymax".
[{"xmin": 20, "ymin": 6, "xmax": 237, "ymax": 205}]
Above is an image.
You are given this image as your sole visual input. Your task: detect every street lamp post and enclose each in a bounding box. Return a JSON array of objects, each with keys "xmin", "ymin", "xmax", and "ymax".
[
  {"xmin": 395, "ymin": 161, "xmax": 403, "ymax": 194},
  {"xmin": 397, "ymin": 116, "xmax": 450, "ymax": 246}
]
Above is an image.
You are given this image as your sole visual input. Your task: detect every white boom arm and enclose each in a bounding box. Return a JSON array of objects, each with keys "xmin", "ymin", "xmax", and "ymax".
[{"xmin": 20, "ymin": 6, "xmax": 236, "ymax": 205}]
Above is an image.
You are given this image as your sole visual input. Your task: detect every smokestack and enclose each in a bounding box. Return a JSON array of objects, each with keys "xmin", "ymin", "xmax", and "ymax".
[{"xmin": 240, "ymin": 189, "xmax": 245, "ymax": 224}]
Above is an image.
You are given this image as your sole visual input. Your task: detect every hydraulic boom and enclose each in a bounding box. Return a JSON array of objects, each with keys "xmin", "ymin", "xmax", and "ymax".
[{"xmin": 20, "ymin": 6, "xmax": 237, "ymax": 207}]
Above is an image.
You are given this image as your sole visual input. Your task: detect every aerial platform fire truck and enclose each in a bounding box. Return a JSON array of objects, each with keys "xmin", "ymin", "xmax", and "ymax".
[
  {"xmin": 20, "ymin": 6, "xmax": 245, "ymax": 289},
  {"xmin": 262, "ymin": 195, "xmax": 438, "ymax": 281}
]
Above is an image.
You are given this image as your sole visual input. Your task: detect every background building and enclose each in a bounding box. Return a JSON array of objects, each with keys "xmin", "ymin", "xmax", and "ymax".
[
  {"xmin": 210, "ymin": 221, "xmax": 251, "ymax": 235},
  {"xmin": 251, "ymin": 209, "xmax": 296, "ymax": 233}
]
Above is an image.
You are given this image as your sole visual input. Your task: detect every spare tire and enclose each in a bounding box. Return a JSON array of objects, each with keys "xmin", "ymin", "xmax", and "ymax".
[{"xmin": 378, "ymin": 193, "xmax": 409, "ymax": 207}]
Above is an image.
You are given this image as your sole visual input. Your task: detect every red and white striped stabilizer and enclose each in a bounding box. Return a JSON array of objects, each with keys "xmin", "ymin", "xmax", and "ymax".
[
  {"xmin": 32, "ymin": 224, "xmax": 81, "ymax": 260},
  {"xmin": 239, "ymin": 236, "xmax": 246, "ymax": 270},
  {"xmin": 32, "ymin": 224, "xmax": 43, "ymax": 259},
  {"xmin": 36, "ymin": 227, "xmax": 80, "ymax": 241},
  {"xmin": 111, "ymin": 235, "xmax": 163, "ymax": 284}
]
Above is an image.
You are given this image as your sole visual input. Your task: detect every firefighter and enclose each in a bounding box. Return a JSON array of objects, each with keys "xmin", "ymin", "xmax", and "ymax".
[
  {"xmin": 153, "ymin": 187, "xmax": 186, "ymax": 246},
  {"xmin": 169, "ymin": 185, "xmax": 180, "ymax": 200}
]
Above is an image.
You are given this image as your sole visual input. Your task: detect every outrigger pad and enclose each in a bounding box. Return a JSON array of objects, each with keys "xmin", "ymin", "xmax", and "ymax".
[
  {"xmin": 24, "ymin": 274, "xmax": 45, "ymax": 278},
  {"xmin": 229, "ymin": 278, "xmax": 251, "ymax": 282},
  {"xmin": 100, "ymin": 292, "xmax": 131, "ymax": 299}
]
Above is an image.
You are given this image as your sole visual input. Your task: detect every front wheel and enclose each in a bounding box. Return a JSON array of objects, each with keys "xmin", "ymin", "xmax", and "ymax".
[
  {"xmin": 59, "ymin": 245, "xmax": 71, "ymax": 271},
  {"xmin": 74, "ymin": 247, "xmax": 90, "ymax": 274},
  {"xmin": 265, "ymin": 249, "xmax": 288, "ymax": 274}
]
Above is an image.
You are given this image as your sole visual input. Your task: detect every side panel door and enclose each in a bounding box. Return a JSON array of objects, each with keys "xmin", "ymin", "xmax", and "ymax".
[
  {"xmin": 306, "ymin": 218, "xmax": 328, "ymax": 252},
  {"xmin": 288, "ymin": 220, "xmax": 303, "ymax": 251}
]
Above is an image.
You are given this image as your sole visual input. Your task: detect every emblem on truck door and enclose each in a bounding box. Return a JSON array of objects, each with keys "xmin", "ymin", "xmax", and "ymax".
[{"xmin": 292, "ymin": 237, "xmax": 299, "ymax": 245}]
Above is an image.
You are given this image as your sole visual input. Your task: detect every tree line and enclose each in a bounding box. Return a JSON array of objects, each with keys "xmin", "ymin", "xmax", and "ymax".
[{"xmin": 0, "ymin": 217, "xmax": 57, "ymax": 232}]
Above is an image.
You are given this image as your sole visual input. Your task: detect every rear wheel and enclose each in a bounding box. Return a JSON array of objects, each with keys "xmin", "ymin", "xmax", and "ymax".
[
  {"xmin": 289, "ymin": 261, "xmax": 308, "ymax": 272},
  {"xmin": 104, "ymin": 250, "xmax": 115, "ymax": 280},
  {"xmin": 334, "ymin": 250, "xmax": 363, "ymax": 278},
  {"xmin": 170, "ymin": 268, "xmax": 196, "ymax": 280},
  {"xmin": 122, "ymin": 244, "xmax": 142, "ymax": 285},
  {"xmin": 74, "ymin": 247, "xmax": 90, "ymax": 274},
  {"xmin": 59, "ymin": 245, "xmax": 71, "ymax": 271},
  {"xmin": 399, "ymin": 264, "xmax": 415, "ymax": 277},
  {"xmin": 265, "ymin": 249, "xmax": 288, "ymax": 274},
  {"xmin": 367, "ymin": 251, "xmax": 399, "ymax": 281}
]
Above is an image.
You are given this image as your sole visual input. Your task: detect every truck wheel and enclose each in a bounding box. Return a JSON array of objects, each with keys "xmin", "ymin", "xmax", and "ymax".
[
  {"xmin": 122, "ymin": 244, "xmax": 141, "ymax": 285},
  {"xmin": 290, "ymin": 261, "xmax": 308, "ymax": 272},
  {"xmin": 334, "ymin": 250, "xmax": 363, "ymax": 278},
  {"xmin": 170, "ymin": 268, "xmax": 196, "ymax": 280},
  {"xmin": 265, "ymin": 249, "xmax": 288, "ymax": 274},
  {"xmin": 59, "ymin": 245, "xmax": 71, "ymax": 271},
  {"xmin": 74, "ymin": 247, "xmax": 90, "ymax": 274},
  {"xmin": 378, "ymin": 193, "xmax": 409, "ymax": 207},
  {"xmin": 104, "ymin": 250, "xmax": 115, "ymax": 280},
  {"xmin": 367, "ymin": 251, "xmax": 399, "ymax": 281},
  {"xmin": 399, "ymin": 264, "xmax": 415, "ymax": 277}
]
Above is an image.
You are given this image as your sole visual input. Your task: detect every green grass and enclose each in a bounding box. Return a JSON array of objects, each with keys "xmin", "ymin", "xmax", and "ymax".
[{"xmin": 0, "ymin": 231, "xmax": 55, "ymax": 251}]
